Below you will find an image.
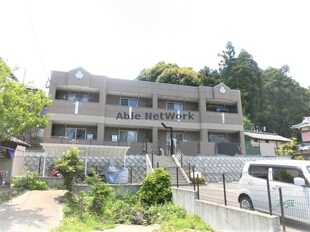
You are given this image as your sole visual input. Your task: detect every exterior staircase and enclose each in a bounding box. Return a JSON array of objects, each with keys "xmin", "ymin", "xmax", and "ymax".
[{"xmin": 151, "ymin": 155, "xmax": 190, "ymax": 186}]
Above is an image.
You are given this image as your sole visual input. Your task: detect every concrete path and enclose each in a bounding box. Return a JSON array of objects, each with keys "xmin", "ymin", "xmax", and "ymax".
[{"xmin": 0, "ymin": 190, "xmax": 66, "ymax": 232}]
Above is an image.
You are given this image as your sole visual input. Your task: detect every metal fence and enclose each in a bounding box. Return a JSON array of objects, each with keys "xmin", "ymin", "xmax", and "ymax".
[{"xmin": 176, "ymin": 172, "xmax": 309, "ymax": 232}]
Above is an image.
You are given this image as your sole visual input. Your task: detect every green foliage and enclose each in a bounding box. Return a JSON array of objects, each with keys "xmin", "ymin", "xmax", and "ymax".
[
  {"xmin": 85, "ymin": 169, "xmax": 114, "ymax": 215},
  {"xmin": 55, "ymin": 147, "xmax": 84, "ymax": 191},
  {"xmin": 136, "ymin": 61, "xmax": 200, "ymax": 86},
  {"xmin": 11, "ymin": 171, "xmax": 48, "ymax": 190},
  {"xmin": 198, "ymin": 66, "xmax": 222, "ymax": 86},
  {"xmin": 137, "ymin": 61, "xmax": 178, "ymax": 82},
  {"xmin": 243, "ymin": 116, "xmax": 255, "ymax": 131},
  {"xmin": 138, "ymin": 167, "xmax": 172, "ymax": 206},
  {"xmin": 276, "ymin": 137, "xmax": 297, "ymax": 157},
  {"xmin": 147, "ymin": 203, "xmax": 212, "ymax": 231},
  {"xmin": 156, "ymin": 67, "xmax": 200, "ymax": 86},
  {"xmin": 0, "ymin": 59, "xmax": 52, "ymax": 141},
  {"xmin": 258, "ymin": 67, "xmax": 310, "ymax": 137},
  {"xmin": 190, "ymin": 176, "xmax": 206, "ymax": 184},
  {"xmin": 51, "ymin": 212, "xmax": 113, "ymax": 232}
]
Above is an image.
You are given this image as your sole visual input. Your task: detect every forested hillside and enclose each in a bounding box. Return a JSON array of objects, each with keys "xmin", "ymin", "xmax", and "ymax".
[{"xmin": 136, "ymin": 42, "xmax": 310, "ymax": 138}]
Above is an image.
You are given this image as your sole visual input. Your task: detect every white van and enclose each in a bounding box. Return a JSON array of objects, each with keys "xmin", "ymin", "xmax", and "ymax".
[{"xmin": 238, "ymin": 160, "xmax": 310, "ymax": 224}]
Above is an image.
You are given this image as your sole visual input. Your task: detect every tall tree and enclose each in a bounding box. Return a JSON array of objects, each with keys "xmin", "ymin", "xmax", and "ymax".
[
  {"xmin": 198, "ymin": 66, "xmax": 221, "ymax": 86},
  {"xmin": 219, "ymin": 43, "xmax": 263, "ymax": 122},
  {"xmin": 0, "ymin": 59, "xmax": 52, "ymax": 141},
  {"xmin": 258, "ymin": 66, "xmax": 310, "ymax": 137}
]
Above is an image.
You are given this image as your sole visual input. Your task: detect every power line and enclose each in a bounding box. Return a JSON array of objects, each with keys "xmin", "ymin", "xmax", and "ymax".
[{"xmin": 25, "ymin": 0, "xmax": 50, "ymax": 88}]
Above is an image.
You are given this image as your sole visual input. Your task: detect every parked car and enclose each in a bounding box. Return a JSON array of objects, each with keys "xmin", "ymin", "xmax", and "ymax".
[{"xmin": 238, "ymin": 160, "xmax": 310, "ymax": 224}]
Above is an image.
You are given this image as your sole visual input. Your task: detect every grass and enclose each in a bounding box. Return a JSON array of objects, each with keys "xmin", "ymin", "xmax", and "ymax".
[{"xmin": 53, "ymin": 193, "xmax": 213, "ymax": 232}]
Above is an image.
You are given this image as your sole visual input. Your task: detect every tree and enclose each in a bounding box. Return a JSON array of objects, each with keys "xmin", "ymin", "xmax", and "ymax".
[
  {"xmin": 219, "ymin": 43, "xmax": 263, "ymax": 122},
  {"xmin": 257, "ymin": 67, "xmax": 310, "ymax": 137},
  {"xmin": 136, "ymin": 61, "xmax": 200, "ymax": 86},
  {"xmin": 156, "ymin": 67, "xmax": 200, "ymax": 86},
  {"xmin": 243, "ymin": 116, "xmax": 255, "ymax": 131},
  {"xmin": 276, "ymin": 137, "xmax": 297, "ymax": 157},
  {"xmin": 198, "ymin": 66, "xmax": 221, "ymax": 86},
  {"xmin": 0, "ymin": 59, "xmax": 52, "ymax": 141},
  {"xmin": 137, "ymin": 61, "xmax": 178, "ymax": 82},
  {"xmin": 55, "ymin": 147, "xmax": 84, "ymax": 191}
]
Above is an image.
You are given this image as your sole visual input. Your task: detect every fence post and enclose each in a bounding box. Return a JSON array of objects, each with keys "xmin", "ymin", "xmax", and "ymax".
[
  {"xmin": 223, "ymin": 173, "xmax": 227, "ymax": 206},
  {"xmin": 157, "ymin": 162, "xmax": 159, "ymax": 168},
  {"xmin": 188, "ymin": 163, "xmax": 191, "ymax": 179},
  {"xmin": 266, "ymin": 177, "xmax": 272, "ymax": 215},
  {"xmin": 192, "ymin": 166, "xmax": 196, "ymax": 191},
  {"xmin": 181, "ymin": 154, "xmax": 183, "ymax": 167},
  {"xmin": 176, "ymin": 167, "xmax": 179, "ymax": 188},
  {"xmin": 197, "ymin": 173, "xmax": 200, "ymax": 200},
  {"xmin": 130, "ymin": 166, "xmax": 133, "ymax": 184},
  {"xmin": 279, "ymin": 187, "xmax": 286, "ymax": 232},
  {"xmin": 151, "ymin": 152, "xmax": 154, "ymax": 168},
  {"xmin": 38, "ymin": 156, "xmax": 42, "ymax": 176}
]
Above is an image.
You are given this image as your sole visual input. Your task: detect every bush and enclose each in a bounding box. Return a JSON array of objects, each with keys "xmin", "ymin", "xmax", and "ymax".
[
  {"xmin": 138, "ymin": 167, "xmax": 172, "ymax": 206},
  {"xmin": 55, "ymin": 147, "xmax": 84, "ymax": 191},
  {"xmin": 12, "ymin": 171, "xmax": 48, "ymax": 190},
  {"xmin": 190, "ymin": 176, "xmax": 206, "ymax": 184},
  {"xmin": 85, "ymin": 169, "xmax": 114, "ymax": 215}
]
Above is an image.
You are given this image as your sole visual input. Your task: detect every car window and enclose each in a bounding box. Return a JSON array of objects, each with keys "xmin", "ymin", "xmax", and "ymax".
[
  {"xmin": 248, "ymin": 165, "xmax": 268, "ymax": 179},
  {"xmin": 272, "ymin": 167, "xmax": 304, "ymax": 184}
]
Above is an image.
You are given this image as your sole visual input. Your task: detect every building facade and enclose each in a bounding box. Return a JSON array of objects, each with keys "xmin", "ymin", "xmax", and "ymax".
[{"xmin": 43, "ymin": 67, "xmax": 246, "ymax": 155}]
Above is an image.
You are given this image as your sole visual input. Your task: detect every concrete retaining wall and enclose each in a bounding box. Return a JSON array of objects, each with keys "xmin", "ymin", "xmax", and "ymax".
[
  {"xmin": 172, "ymin": 187, "xmax": 281, "ymax": 232},
  {"xmin": 38, "ymin": 177, "xmax": 64, "ymax": 189}
]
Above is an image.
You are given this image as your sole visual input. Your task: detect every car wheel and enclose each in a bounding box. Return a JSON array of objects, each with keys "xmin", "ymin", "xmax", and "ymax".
[{"xmin": 240, "ymin": 196, "xmax": 254, "ymax": 210}]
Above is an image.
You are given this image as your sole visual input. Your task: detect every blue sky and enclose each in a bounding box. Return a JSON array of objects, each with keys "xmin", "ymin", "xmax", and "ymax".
[{"xmin": 1, "ymin": 0, "xmax": 309, "ymax": 89}]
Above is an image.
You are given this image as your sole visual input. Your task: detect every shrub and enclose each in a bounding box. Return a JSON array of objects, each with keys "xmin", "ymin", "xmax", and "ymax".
[
  {"xmin": 12, "ymin": 171, "xmax": 48, "ymax": 190},
  {"xmin": 190, "ymin": 176, "xmax": 206, "ymax": 184},
  {"xmin": 55, "ymin": 147, "xmax": 84, "ymax": 191},
  {"xmin": 138, "ymin": 167, "xmax": 172, "ymax": 206},
  {"xmin": 85, "ymin": 169, "xmax": 114, "ymax": 215}
]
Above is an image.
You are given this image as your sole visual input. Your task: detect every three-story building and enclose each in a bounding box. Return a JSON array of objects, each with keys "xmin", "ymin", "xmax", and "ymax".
[{"xmin": 43, "ymin": 67, "xmax": 246, "ymax": 155}]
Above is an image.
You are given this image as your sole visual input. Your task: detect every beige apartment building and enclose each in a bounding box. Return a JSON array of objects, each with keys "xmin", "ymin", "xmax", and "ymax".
[{"xmin": 43, "ymin": 67, "xmax": 246, "ymax": 155}]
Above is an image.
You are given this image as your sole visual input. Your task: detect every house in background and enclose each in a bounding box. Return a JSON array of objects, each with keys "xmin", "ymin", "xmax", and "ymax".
[
  {"xmin": 0, "ymin": 138, "xmax": 30, "ymax": 185},
  {"xmin": 291, "ymin": 117, "xmax": 310, "ymax": 160},
  {"xmin": 244, "ymin": 131, "xmax": 290, "ymax": 156}
]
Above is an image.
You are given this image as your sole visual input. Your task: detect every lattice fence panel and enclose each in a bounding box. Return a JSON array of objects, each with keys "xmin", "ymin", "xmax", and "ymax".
[
  {"xmin": 183, "ymin": 155, "xmax": 291, "ymax": 183},
  {"xmin": 24, "ymin": 152, "xmax": 146, "ymax": 183}
]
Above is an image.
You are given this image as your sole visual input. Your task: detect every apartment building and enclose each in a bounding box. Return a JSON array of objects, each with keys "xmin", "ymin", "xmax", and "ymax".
[{"xmin": 43, "ymin": 67, "xmax": 246, "ymax": 155}]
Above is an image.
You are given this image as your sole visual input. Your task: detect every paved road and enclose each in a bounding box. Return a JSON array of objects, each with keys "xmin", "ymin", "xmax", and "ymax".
[{"xmin": 0, "ymin": 190, "xmax": 66, "ymax": 232}]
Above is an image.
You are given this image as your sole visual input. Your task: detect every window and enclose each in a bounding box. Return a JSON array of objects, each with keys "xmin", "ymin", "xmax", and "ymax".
[
  {"xmin": 272, "ymin": 167, "xmax": 305, "ymax": 184},
  {"xmin": 119, "ymin": 130, "xmax": 137, "ymax": 142},
  {"xmin": 249, "ymin": 165, "xmax": 268, "ymax": 179},
  {"xmin": 55, "ymin": 90, "xmax": 99, "ymax": 102},
  {"xmin": 120, "ymin": 98, "xmax": 138, "ymax": 107},
  {"xmin": 167, "ymin": 102, "xmax": 183, "ymax": 110},
  {"xmin": 167, "ymin": 132, "xmax": 183, "ymax": 143},
  {"xmin": 65, "ymin": 128, "xmax": 86, "ymax": 140}
]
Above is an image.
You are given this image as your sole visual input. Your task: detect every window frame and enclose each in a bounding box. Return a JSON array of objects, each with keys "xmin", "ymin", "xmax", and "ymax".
[
  {"xmin": 120, "ymin": 98, "xmax": 138, "ymax": 107},
  {"xmin": 119, "ymin": 130, "xmax": 138, "ymax": 142},
  {"xmin": 166, "ymin": 102, "xmax": 183, "ymax": 110}
]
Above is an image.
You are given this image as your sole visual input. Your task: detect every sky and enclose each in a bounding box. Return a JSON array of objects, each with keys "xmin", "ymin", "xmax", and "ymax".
[{"xmin": 1, "ymin": 0, "xmax": 309, "ymax": 90}]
